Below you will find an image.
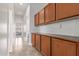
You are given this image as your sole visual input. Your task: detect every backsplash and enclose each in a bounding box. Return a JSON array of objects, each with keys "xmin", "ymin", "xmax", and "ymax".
[{"xmin": 36, "ymin": 16, "xmax": 79, "ymax": 37}]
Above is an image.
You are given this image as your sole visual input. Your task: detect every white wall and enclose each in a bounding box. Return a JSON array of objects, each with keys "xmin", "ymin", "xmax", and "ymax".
[
  {"xmin": 0, "ymin": 3, "xmax": 16, "ymax": 56},
  {"xmin": 15, "ymin": 16, "xmax": 23, "ymax": 33},
  {"xmin": 30, "ymin": 3, "xmax": 47, "ymax": 33},
  {"xmin": 15, "ymin": 15, "xmax": 23, "ymax": 24},
  {"xmin": 0, "ymin": 8, "xmax": 8, "ymax": 56},
  {"xmin": 23, "ymin": 4, "xmax": 31, "ymax": 44},
  {"xmin": 38, "ymin": 17, "xmax": 79, "ymax": 36},
  {"xmin": 29, "ymin": 3, "xmax": 47, "ymax": 45},
  {"xmin": 8, "ymin": 4, "xmax": 16, "ymax": 54}
]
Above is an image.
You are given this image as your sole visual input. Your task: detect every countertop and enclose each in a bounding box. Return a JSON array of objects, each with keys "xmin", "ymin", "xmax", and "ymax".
[{"xmin": 32, "ymin": 32, "xmax": 79, "ymax": 42}]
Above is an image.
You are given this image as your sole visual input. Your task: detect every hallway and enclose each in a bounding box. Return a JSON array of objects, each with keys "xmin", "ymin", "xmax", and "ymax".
[
  {"xmin": 10, "ymin": 37, "xmax": 42, "ymax": 56},
  {"xmin": 0, "ymin": 3, "xmax": 42, "ymax": 56}
]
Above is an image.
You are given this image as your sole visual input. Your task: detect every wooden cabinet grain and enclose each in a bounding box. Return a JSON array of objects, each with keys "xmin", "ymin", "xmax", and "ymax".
[
  {"xmin": 56, "ymin": 3, "xmax": 79, "ymax": 20},
  {"xmin": 32, "ymin": 33, "xmax": 79, "ymax": 56},
  {"xmin": 32, "ymin": 33, "xmax": 36, "ymax": 47},
  {"xmin": 52, "ymin": 38, "xmax": 76, "ymax": 56},
  {"xmin": 35, "ymin": 13, "xmax": 39, "ymax": 26},
  {"xmin": 41, "ymin": 35, "xmax": 50, "ymax": 56},
  {"xmin": 39, "ymin": 9, "xmax": 45, "ymax": 24},
  {"xmin": 36, "ymin": 34, "xmax": 41, "ymax": 51},
  {"xmin": 45, "ymin": 3, "xmax": 55, "ymax": 23},
  {"xmin": 34, "ymin": 3, "xmax": 79, "ymax": 26}
]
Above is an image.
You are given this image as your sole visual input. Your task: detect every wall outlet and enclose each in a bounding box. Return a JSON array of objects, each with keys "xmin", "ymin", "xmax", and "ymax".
[{"xmin": 60, "ymin": 24, "xmax": 62, "ymax": 29}]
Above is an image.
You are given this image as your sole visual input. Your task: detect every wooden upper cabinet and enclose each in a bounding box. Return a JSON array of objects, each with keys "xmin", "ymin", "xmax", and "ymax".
[
  {"xmin": 35, "ymin": 13, "xmax": 39, "ymax": 26},
  {"xmin": 36, "ymin": 34, "xmax": 41, "ymax": 51},
  {"xmin": 53, "ymin": 38, "xmax": 76, "ymax": 56},
  {"xmin": 45, "ymin": 3, "xmax": 55, "ymax": 23},
  {"xmin": 41, "ymin": 35, "xmax": 50, "ymax": 56},
  {"xmin": 32, "ymin": 33, "xmax": 36, "ymax": 47},
  {"xmin": 56, "ymin": 3, "xmax": 79, "ymax": 20},
  {"xmin": 39, "ymin": 9, "xmax": 45, "ymax": 24}
]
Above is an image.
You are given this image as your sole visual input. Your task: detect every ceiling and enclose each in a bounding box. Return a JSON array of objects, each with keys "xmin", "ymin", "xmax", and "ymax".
[
  {"xmin": 14, "ymin": 3, "xmax": 28, "ymax": 17},
  {"xmin": 0, "ymin": 3, "xmax": 28, "ymax": 16},
  {"xmin": 0, "ymin": 3, "xmax": 9, "ymax": 12},
  {"xmin": 0, "ymin": 3, "xmax": 29, "ymax": 24}
]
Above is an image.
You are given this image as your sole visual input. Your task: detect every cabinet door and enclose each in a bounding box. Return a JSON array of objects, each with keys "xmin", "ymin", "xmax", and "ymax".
[
  {"xmin": 41, "ymin": 35, "xmax": 50, "ymax": 56},
  {"xmin": 53, "ymin": 38, "xmax": 76, "ymax": 56},
  {"xmin": 32, "ymin": 33, "xmax": 36, "ymax": 47},
  {"xmin": 39, "ymin": 9, "xmax": 44, "ymax": 24},
  {"xmin": 35, "ymin": 13, "xmax": 39, "ymax": 25},
  {"xmin": 56, "ymin": 3, "xmax": 79, "ymax": 20},
  {"xmin": 36, "ymin": 34, "xmax": 41, "ymax": 51},
  {"xmin": 45, "ymin": 3, "xmax": 55, "ymax": 23}
]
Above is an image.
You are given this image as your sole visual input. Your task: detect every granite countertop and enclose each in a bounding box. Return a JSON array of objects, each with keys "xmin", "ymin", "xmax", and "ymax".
[{"xmin": 32, "ymin": 32, "xmax": 79, "ymax": 42}]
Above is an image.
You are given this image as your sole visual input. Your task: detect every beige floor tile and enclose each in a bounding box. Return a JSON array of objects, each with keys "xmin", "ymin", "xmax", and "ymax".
[{"xmin": 10, "ymin": 38, "xmax": 42, "ymax": 56}]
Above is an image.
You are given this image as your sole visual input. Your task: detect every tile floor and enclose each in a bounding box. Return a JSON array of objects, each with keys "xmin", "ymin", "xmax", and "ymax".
[{"xmin": 10, "ymin": 37, "xmax": 42, "ymax": 56}]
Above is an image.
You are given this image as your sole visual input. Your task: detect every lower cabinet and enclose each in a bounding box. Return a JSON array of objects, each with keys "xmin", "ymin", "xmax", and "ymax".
[
  {"xmin": 36, "ymin": 34, "xmax": 41, "ymax": 51},
  {"xmin": 32, "ymin": 33, "xmax": 36, "ymax": 47},
  {"xmin": 41, "ymin": 35, "xmax": 50, "ymax": 56},
  {"xmin": 52, "ymin": 38, "xmax": 76, "ymax": 56},
  {"xmin": 32, "ymin": 33, "xmax": 79, "ymax": 56}
]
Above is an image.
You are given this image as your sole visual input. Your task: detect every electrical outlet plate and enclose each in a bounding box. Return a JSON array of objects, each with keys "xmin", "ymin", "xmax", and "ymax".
[{"xmin": 60, "ymin": 24, "xmax": 62, "ymax": 28}]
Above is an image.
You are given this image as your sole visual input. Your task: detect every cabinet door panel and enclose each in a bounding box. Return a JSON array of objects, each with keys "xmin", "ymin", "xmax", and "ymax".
[
  {"xmin": 39, "ymin": 9, "xmax": 44, "ymax": 24},
  {"xmin": 35, "ymin": 14, "xmax": 39, "ymax": 25},
  {"xmin": 53, "ymin": 38, "xmax": 76, "ymax": 56},
  {"xmin": 45, "ymin": 3, "xmax": 55, "ymax": 23},
  {"xmin": 56, "ymin": 3, "xmax": 79, "ymax": 20},
  {"xmin": 41, "ymin": 35, "xmax": 50, "ymax": 56},
  {"xmin": 36, "ymin": 34, "xmax": 41, "ymax": 51},
  {"xmin": 32, "ymin": 33, "xmax": 36, "ymax": 47}
]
